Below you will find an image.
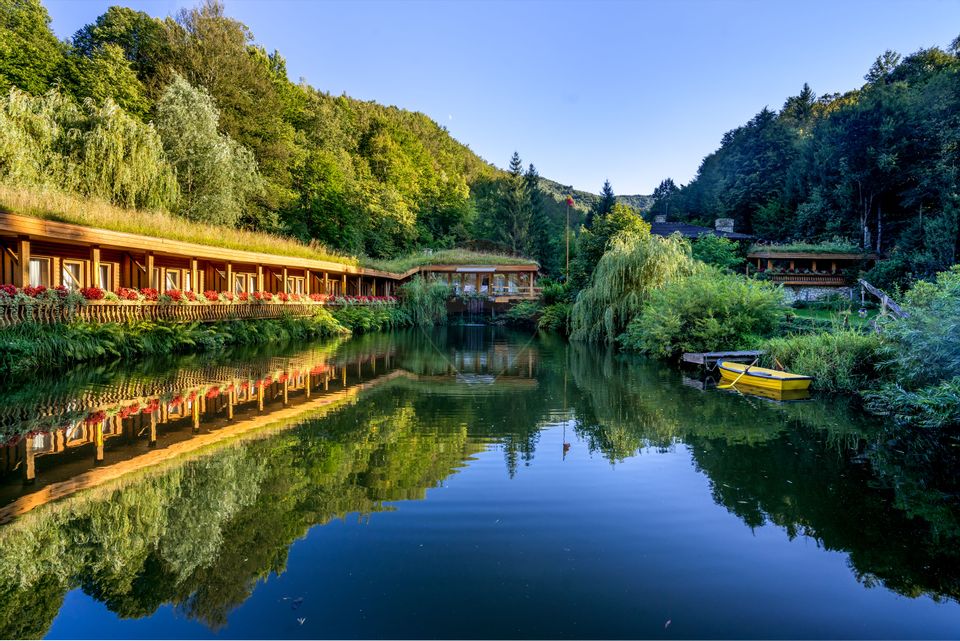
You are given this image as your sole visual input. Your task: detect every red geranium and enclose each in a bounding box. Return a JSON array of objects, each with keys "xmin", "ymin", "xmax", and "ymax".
[
  {"xmin": 164, "ymin": 289, "xmax": 184, "ymax": 302},
  {"xmin": 115, "ymin": 287, "xmax": 139, "ymax": 301},
  {"xmin": 84, "ymin": 410, "xmax": 106, "ymax": 425},
  {"xmin": 203, "ymin": 290, "xmax": 219, "ymax": 302},
  {"xmin": 278, "ymin": 292, "xmax": 289, "ymax": 302},
  {"xmin": 205, "ymin": 387, "xmax": 221, "ymax": 399},
  {"xmin": 23, "ymin": 285, "xmax": 46, "ymax": 298},
  {"xmin": 0, "ymin": 284, "xmax": 17, "ymax": 297},
  {"xmin": 184, "ymin": 291, "xmax": 197, "ymax": 302},
  {"xmin": 223, "ymin": 291, "xmax": 235, "ymax": 302},
  {"xmin": 141, "ymin": 398, "xmax": 161, "ymax": 414},
  {"xmin": 140, "ymin": 288, "xmax": 159, "ymax": 301},
  {"xmin": 80, "ymin": 286, "xmax": 105, "ymax": 300},
  {"xmin": 239, "ymin": 292, "xmax": 250, "ymax": 302}
]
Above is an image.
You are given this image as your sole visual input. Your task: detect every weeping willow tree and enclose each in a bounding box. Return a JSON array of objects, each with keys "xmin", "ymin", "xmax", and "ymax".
[
  {"xmin": 569, "ymin": 229, "xmax": 696, "ymax": 343},
  {"xmin": 0, "ymin": 87, "xmax": 178, "ymax": 210}
]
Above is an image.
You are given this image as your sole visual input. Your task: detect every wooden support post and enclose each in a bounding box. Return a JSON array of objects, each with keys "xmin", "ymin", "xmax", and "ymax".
[
  {"xmin": 282, "ymin": 267, "xmax": 288, "ymax": 294},
  {"xmin": 15, "ymin": 237, "xmax": 29, "ymax": 287},
  {"xmin": 357, "ymin": 275, "xmax": 362, "ymax": 296},
  {"xmin": 22, "ymin": 437, "xmax": 35, "ymax": 484},
  {"xmin": 789, "ymin": 260, "xmax": 795, "ymax": 271},
  {"xmin": 283, "ymin": 378, "xmax": 289, "ymax": 405},
  {"xmin": 305, "ymin": 373, "xmax": 311, "ymax": 399},
  {"xmin": 305, "ymin": 269, "xmax": 312, "ymax": 295},
  {"xmin": 324, "ymin": 372, "xmax": 330, "ymax": 391},
  {"xmin": 91, "ymin": 246, "xmax": 101, "ymax": 287},
  {"xmin": 257, "ymin": 265, "xmax": 264, "ymax": 292},
  {"xmin": 146, "ymin": 253, "xmax": 156, "ymax": 289},
  {"xmin": 95, "ymin": 422, "xmax": 104, "ymax": 464},
  {"xmin": 227, "ymin": 390, "xmax": 234, "ymax": 420},
  {"xmin": 767, "ymin": 259, "xmax": 773, "ymax": 271},
  {"xmin": 226, "ymin": 262, "xmax": 233, "ymax": 293},
  {"xmin": 831, "ymin": 261, "xmax": 837, "ymax": 274},
  {"xmin": 342, "ymin": 366, "xmax": 347, "ymax": 386},
  {"xmin": 811, "ymin": 260, "xmax": 817, "ymax": 272},
  {"xmin": 323, "ymin": 272, "xmax": 329, "ymax": 295},
  {"xmin": 149, "ymin": 411, "xmax": 157, "ymax": 447},
  {"xmin": 191, "ymin": 401, "xmax": 200, "ymax": 433},
  {"xmin": 51, "ymin": 257, "xmax": 61, "ymax": 287},
  {"xmin": 257, "ymin": 385, "xmax": 264, "ymax": 412},
  {"xmin": 530, "ymin": 272, "xmax": 536, "ymax": 297},
  {"xmin": 475, "ymin": 273, "xmax": 481, "ymax": 293},
  {"xmin": 191, "ymin": 259, "xmax": 199, "ymax": 292},
  {"xmin": 342, "ymin": 274, "xmax": 347, "ymax": 296}
]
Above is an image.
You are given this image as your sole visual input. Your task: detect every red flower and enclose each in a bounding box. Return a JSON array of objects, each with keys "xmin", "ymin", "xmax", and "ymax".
[
  {"xmin": 80, "ymin": 286, "xmax": 105, "ymax": 300},
  {"xmin": 164, "ymin": 289, "xmax": 184, "ymax": 302},
  {"xmin": 278, "ymin": 292, "xmax": 289, "ymax": 302},
  {"xmin": 203, "ymin": 290, "xmax": 219, "ymax": 302},
  {"xmin": 0, "ymin": 284, "xmax": 17, "ymax": 297},
  {"xmin": 140, "ymin": 287, "xmax": 159, "ymax": 301},
  {"xmin": 115, "ymin": 287, "xmax": 139, "ymax": 301},
  {"xmin": 205, "ymin": 387, "xmax": 221, "ymax": 399},
  {"xmin": 184, "ymin": 290, "xmax": 197, "ymax": 302},
  {"xmin": 141, "ymin": 399, "xmax": 161, "ymax": 414},
  {"xmin": 84, "ymin": 410, "xmax": 106, "ymax": 425},
  {"xmin": 566, "ymin": 196, "xmax": 574, "ymax": 206},
  {"xmin": 239, "ymin": 292, "xmax": 250, "ymax": 302},
  {"xmin": 23, "ymin": 285, "xmax": 46, "ymax": 298}
]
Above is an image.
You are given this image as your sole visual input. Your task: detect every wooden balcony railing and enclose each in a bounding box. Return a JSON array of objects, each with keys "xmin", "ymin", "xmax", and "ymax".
[
  {"xmin": 0, "ymin": 301, "xmax": 331, "ymax": 328},
  {"xmin": 765, "ymin": 273, "xmax": 848, "ymax": 286}
]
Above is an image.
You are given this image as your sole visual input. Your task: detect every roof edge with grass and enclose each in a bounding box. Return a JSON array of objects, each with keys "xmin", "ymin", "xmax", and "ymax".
[
  {"xmin": 0, "ymin": 185, "xmax": 538, "ymax": 275},
  {"xmin": 749, "ymin": 240, "xmax": 868, "ymax": 255}
]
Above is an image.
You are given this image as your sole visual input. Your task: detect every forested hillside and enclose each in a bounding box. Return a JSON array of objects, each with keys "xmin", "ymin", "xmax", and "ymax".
[
  {"xmin": 0, "ymin": 0, "xmax": 624, "ymax": 274},
  {"xmin": 649, "ymin": 38, "xmax": 960, "ymax": 288}
]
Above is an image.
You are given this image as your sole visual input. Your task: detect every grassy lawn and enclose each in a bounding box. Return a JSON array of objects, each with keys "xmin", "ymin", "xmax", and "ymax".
[{"xmin": 791, "ymin": 306, "xmax": 880, "ymax": 329}]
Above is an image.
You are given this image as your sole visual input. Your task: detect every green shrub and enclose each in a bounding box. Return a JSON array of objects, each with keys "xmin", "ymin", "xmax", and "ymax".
[
  {"xmin": 501, "ymin": 300, "xmax": 541, "ymax": 329},
  {"xmin": 619, "ymin": 268, "xmax": 785, "ymax": 359},
  {"xmin": 692, "ymin": 235, "xmax": 743, "ymax": 271},
  {"xmin": 762, "ymin": 329, "xmax": 885, "ymax": 392},
  {"xmin": 538, "ymin": 302, "xmax": 571, "ymax": 335},
  {"xmin": 0, "ymin": 310, "xmax": 348, "ymax": 376},
  {"xmin": 332, "ymin": 302, "xmax": 403, "ymax": 333}
]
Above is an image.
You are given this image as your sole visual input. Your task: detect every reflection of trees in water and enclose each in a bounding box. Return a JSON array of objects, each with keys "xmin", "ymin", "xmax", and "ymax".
[
  {"xmin": 567, "ymin": 341, "xmax": 960, "ymax": 603},
  {"xmin": 0, "ymin": 385, "xmax": 480, "ymax": 637}
]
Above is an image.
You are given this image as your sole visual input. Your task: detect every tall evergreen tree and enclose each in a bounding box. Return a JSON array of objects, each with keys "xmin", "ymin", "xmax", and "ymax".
[
  {"xmin": 524, "ymin": 163, "xmax": 555, "ymax": 273},
  {"xmin": 586, "ymin": 179, "xmax": 616, "ymax": 227}
]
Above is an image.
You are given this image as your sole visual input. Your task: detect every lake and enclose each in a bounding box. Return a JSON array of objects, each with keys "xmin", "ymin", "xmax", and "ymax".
[{"xmin": 1, "ymin": 327, "xmax": 958, "ymax": 639}]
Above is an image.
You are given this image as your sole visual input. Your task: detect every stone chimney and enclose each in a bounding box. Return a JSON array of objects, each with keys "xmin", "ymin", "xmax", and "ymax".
[
  {"xmin": 654, "ymin": 215, "xmax": 667, "ymax": 223},
  {"xmin": 715, "ymin": 218, "xmax": 734, "ymax": 234}
]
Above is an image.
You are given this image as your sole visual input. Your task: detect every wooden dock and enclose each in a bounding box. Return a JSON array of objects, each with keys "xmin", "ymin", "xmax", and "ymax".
[{"xmin": 681, "ymin": 350, "xmax": 764, "ymax": 367}]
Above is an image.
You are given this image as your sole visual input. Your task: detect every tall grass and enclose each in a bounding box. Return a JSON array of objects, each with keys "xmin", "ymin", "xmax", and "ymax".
[
  {"xmin": 0, "ymin": 185, "xmax": 360, "ymax": 266},
  {"xmin": 398, "ymin": 276, "xmax": 450, "ymax": 326},
  {"xmin": 762, "ymin": 329, "xmax": 885, "ymax": 392},
  {"xmin": 365, "ymin": 248, "xmax": 536, "ymax": 273}
]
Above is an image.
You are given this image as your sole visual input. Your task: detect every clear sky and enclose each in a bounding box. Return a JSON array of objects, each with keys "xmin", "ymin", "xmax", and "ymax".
[{"xmin": 45, "ymin": 0, "xmax": 960, "ymax": 195}]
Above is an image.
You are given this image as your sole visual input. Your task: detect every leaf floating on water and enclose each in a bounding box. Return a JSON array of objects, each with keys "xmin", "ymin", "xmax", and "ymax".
[{"xmin": 664, "ymin": 619, "xmax": 672, "ymax": 629}]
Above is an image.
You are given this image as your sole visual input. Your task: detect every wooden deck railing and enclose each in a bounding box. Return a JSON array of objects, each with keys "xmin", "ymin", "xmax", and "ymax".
[
  {"xmin": 0, "ymin": 301, "xmax": 329, "ymax": 327},
  {"xmin": 766, "ymin": 273, "xmax": 848, "ymax": 286}
]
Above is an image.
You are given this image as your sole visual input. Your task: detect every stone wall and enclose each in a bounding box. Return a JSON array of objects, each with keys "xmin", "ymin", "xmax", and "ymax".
[{"xmin": 781, "ymin": 285, "xmax": 855, "ymax": 305}]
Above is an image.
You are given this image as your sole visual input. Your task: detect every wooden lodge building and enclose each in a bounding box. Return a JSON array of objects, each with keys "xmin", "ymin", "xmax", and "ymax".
[{"xmin": 0, "ymin": 212, "xmax": 539, "ymax": 301}]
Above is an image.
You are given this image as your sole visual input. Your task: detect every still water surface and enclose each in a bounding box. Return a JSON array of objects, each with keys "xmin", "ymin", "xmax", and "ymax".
[{"xmin": 1, "ymin": 328, "xmax": 959, "ymax": 639}]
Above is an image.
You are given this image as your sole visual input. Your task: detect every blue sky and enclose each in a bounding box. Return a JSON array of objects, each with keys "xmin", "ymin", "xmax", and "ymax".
[{"xmin": 45, "ymin": 0, "xmax": 960, "ymax": 195}]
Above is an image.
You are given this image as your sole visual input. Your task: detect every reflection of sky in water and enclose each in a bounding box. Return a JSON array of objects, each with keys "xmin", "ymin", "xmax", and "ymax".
[{"xmin": 0, "ymin": 327, "xmax": 957, "ymax": 639}]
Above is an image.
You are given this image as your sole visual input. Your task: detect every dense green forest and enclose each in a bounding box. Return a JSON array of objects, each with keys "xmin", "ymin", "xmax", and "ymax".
[
  {"xmin": 649, "ymin": 38, "xmax": 960, "ymax": 288},
  {"xmin": 0, "ymin": 0, "xmax": 649, "ymax": 273}
]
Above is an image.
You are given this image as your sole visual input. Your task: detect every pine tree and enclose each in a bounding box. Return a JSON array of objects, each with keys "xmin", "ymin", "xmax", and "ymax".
[
  {"xmin": 524, "ymin": 163, "xmax": 554, "ymax": 272},
  {"xmin": 586, "ymin": 179, "xmax": 616, "ymax": 227}
]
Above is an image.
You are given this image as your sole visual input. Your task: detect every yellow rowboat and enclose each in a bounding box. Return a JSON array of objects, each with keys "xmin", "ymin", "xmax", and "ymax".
[
  {"xmin": 717, "ymin": 361, "xmax": 813, "ymax": 392},
  {"xmin": 719, "ymin": 382, "xmax": 811, "ymax": 402}
]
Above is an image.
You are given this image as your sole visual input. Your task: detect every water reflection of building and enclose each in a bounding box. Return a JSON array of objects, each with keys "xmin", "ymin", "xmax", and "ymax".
[{"xmin": 0, "ymin": 340, "xmax": 540, "ymax": 522}]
